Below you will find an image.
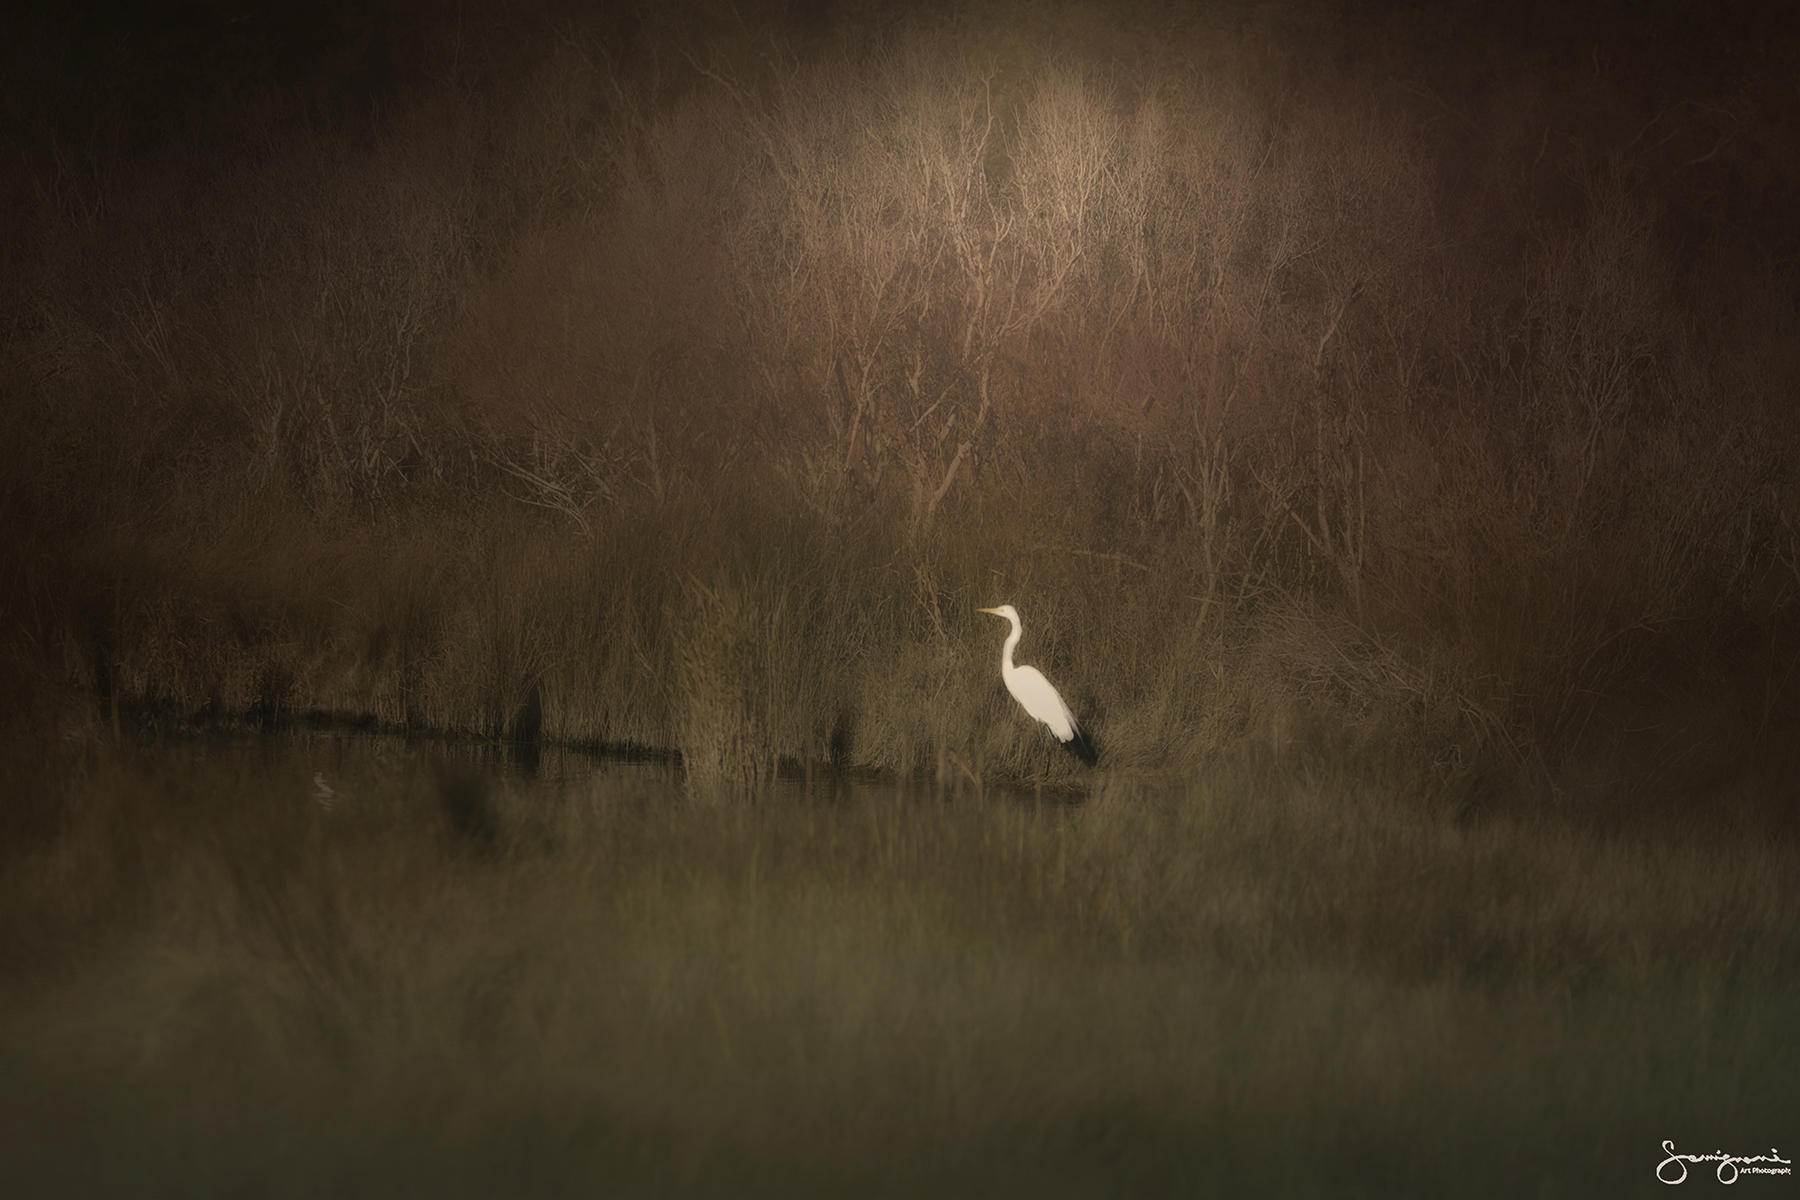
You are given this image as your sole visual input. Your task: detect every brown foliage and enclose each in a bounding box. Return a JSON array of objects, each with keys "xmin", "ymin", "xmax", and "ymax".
[{"xmin": 3, "ymin": 1, "xmax": 1797, "ymax": 805}]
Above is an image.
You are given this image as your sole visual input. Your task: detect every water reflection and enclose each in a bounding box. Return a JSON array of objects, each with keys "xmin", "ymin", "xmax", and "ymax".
[{"xmin": 166, "ymin": 728, "xmax": 1076, "ymax": 855}]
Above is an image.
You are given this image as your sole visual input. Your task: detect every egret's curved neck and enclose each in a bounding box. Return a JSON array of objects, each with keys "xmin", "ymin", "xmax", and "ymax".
[{"xmin": 1000, "ymin": 613, "xmax": 1021, "ymax": 674}]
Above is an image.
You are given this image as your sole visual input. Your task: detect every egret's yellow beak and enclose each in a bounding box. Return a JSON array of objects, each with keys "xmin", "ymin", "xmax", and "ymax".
[{"xmin": 977, "ymin": 607, "xmax": 1001, "ymax": 615}]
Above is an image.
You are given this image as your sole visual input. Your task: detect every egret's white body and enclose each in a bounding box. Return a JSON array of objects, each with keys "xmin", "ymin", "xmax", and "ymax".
[{"xmin": 977, "ymin": 605, "xmax": 1097, "ymax": 764}]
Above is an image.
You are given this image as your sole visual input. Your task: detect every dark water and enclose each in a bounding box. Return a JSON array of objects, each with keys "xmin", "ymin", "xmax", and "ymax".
[
  {"xmin": 211, "ymin": 726, "xmax": 1064, "ymax": 834},
  {"xmin": 4, "ymin": 729, "xmax": 1793, "ymax": 1199}
]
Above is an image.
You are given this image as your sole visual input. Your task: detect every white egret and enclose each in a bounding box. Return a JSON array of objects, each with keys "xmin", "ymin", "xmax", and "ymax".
[{"xmin": 977, "ymin": 604, "xmax": 1098, "ymax": 765}]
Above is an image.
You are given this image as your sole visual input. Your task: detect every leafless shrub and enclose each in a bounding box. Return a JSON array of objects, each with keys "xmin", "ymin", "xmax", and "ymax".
[{"xmin": 5, "ymin": 3, "xmax": 1797, "ymax": 801}]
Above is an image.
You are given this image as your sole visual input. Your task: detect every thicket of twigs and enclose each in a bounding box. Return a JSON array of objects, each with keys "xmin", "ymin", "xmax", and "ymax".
[{"xmin": 4, "ymin": 2, "xmax": 1796, "ymax": 802}]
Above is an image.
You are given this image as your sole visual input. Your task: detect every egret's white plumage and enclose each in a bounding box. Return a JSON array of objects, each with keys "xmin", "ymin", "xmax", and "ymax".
[{"xmin": 977, "ymin": 604, "xmax": 1097, "ymax": 764}]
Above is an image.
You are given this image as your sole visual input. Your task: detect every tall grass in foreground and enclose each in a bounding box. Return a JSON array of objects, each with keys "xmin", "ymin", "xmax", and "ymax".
[{"xmin": 0, "ymin": 741, "xmax": 1794, "ymax": 1196}]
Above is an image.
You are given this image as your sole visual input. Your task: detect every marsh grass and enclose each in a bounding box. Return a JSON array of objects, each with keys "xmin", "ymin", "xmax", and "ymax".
[
  {"xmin": 1, "ymin": 7, "xmax": 1794, "ymax": 1191},
  {"xmin": 2, "ymin": 3, "xmax": 1796, "ymax": 1184},
  {"xmin": 5, "ymin": 1, "xmax": 1797, "ymax": 806},
  {"xmin": 0, "ymin": 739, "xmax": 1792, "ymax": 1196}
]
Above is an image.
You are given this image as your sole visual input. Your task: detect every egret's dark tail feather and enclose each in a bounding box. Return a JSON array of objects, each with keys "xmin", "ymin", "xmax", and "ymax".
[{"xmin": 1060, "ymin": 724, "xmax": 1099, "ymax": 766}]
